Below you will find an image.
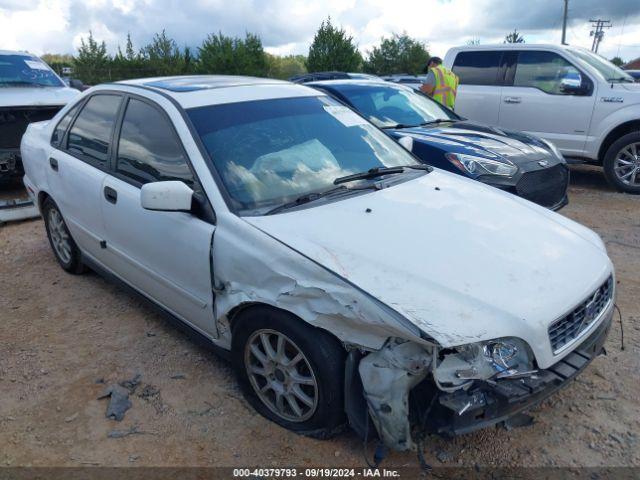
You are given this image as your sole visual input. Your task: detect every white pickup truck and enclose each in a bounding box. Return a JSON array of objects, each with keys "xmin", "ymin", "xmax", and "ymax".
[{"xmin": 444, "ymin": 44, "xmax": 640, "ymax": 193}]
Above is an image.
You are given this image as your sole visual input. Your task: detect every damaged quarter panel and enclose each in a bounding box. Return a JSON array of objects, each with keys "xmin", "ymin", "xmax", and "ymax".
[{"xmin": 211, "ymin": 211, "xmax": 426, "ymax": 351}]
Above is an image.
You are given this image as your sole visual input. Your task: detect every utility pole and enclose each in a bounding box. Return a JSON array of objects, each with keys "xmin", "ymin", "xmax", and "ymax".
[
  {"xmin": 561, "ymin": 0, "xmax": 569, "ymax": 45},
  {"xmin": 589, "ymin": 19, "xmax": 611, "ymax": 53}
]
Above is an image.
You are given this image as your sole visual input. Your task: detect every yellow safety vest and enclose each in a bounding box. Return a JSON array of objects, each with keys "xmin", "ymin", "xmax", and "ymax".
[{"xmin": 431, "ymin": 65, "xmax": 459, "ymax": 109}]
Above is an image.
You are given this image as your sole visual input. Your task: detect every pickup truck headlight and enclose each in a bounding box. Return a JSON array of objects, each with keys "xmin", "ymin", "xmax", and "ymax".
[
  {"xmin": 434, "ymin": 337, "xmax": 535, "ymax": 388},
  {"xmin": 445, "ymin": 153, "xmax": 518, "ymax": 177}
]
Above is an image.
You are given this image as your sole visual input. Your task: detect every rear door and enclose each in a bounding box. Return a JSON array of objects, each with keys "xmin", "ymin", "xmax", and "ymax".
[
  {"xmin": 100, "ymin": 95, "xmax": 217, "ymax": 336},
  {"xmin": 46, "ymin": 93, "xmax": 123, "ymax": 261},
  {"xmin": 451, "ymin": 50, "xmax": 504, "ymax": 124},
  {"xmin": 497, "ymin": 50, "xmax": 596, "ymax": 155}
]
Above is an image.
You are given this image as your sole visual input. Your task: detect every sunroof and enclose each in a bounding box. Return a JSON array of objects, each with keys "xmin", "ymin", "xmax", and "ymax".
[{"xmin": 143, "ymin": 76, "xmax": 281, "ymax": 92}]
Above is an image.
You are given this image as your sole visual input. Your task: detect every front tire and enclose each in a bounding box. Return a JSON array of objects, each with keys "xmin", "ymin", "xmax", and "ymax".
[
  {"xmin": 232, "ymin": 306, "xmax": 346, "ymax": 438},
  {"xmin": 42, "ymin": 198, "xmax": 85, "ymax": 274},
  {"xmin": 603, "ymin": 132, "xmax": 640, "ymax": 193}
]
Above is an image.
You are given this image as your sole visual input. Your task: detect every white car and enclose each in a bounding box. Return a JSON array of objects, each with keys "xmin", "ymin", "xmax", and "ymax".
[
  {"xmin": 444, "ymin": 44, "xmax": 640, "ymax": 193},
  {"xmin": 0, "ymin": 50, "xmax": 78, "ymax": 182},
  {"xmin": 21, "ymin": 76, "xmax": 615, "ymax": 450}
]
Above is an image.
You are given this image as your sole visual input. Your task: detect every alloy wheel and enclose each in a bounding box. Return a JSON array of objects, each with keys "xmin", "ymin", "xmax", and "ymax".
[
  {"xmin": 244, "ymin": 329, "xmax": 318, "ymax": 422},
  {"xmin": 48, "ymin": 208, "xmax": 72, "ymax": 264},
  {"xmin": 614, "ymin": 142, "xmax": 640, "ymax": 186}
]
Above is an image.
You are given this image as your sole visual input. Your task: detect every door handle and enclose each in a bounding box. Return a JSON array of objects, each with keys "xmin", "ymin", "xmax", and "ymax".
[
  {"xmin": 49, "ymin": 157, "xmax": 59, "ymax": 171},
  {"xmin": 503, "ymin": 96, "xmax": 522, "ymax": 104},
  {"xmin": 104, "ymin": 186, "xmax": 118, "ymax": 204}
]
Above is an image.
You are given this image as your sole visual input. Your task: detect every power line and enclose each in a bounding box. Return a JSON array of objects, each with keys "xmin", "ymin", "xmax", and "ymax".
[
  {"xmin": 589, "ymin": 19, "xmax": 611, "ymax": 53},
  {"xmin": 561, "ymin": 0, "xmax": 569, "ymax": 45}
]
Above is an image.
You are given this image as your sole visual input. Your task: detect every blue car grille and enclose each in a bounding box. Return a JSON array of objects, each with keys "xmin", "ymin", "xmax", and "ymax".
[
  {"xmin": 516, "ymin": 164, "xmax": 568, "ymax": 208},
  {"xmin": 548, "ymin": 276, "xmax": 613, "ymax": 353}
]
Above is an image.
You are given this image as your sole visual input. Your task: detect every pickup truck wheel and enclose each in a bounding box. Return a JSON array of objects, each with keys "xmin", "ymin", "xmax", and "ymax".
[
  {"xmin": 232, "ymin": 307, "xmax": 346, "ymax": 438},
  {"xmin": 42, "ymin": 198, "xmax": 85, "ymax": 274},
  {"xmin": 603, "ymin": 132, "xmax": 640, "ymax": 194}
]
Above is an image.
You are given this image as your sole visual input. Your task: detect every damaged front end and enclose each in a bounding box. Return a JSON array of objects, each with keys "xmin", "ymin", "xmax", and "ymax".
[
  {"xmin": 0, "ymin": 106, "xmax": 62, "ymax": 180},
  {"xmin": 351, "ymin": 312, "xmax": 612, "ymax": 450}
]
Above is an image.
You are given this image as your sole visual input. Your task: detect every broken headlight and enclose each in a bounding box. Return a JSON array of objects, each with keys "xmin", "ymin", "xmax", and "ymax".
[{"xmin": 433, "ymin": 337, "xmax": 535, "ymax": 389}]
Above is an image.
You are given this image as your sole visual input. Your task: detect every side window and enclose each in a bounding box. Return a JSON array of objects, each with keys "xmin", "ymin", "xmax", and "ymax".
[
  {"xmin": 67, "ymin": 94, "xmax": 122, "ymax": 165},
  {"xmin": 116, "ymin": 98, "xmax": 194, "ymax": 186},
  {"xmin": 51, "ymin": 104, "xmax": 79, "ymax": 147},
  {"xmin": 452, "ymin": 51, "xmax": 502, "ymax": 86},
  {"xmin": 513, "ymin": 51, "xmax": 581, "ymax": 94}
]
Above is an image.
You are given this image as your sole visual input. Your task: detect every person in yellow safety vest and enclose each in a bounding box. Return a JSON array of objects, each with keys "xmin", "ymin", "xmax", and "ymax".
[{"xmin": 420, "ymin": 56, "xmax": 459, "ymax": 110}]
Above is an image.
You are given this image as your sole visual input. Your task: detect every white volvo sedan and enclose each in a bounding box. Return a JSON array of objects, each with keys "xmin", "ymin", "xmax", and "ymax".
[{"xmin": 21, "ymin": 76, "xmax": 615, "ymax": 450}]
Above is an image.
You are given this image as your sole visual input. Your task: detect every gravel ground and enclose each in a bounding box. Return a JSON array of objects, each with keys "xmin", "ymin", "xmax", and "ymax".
[{"xmin": 0, "ymin": 165, "xmax": 639, "ymax": 469}]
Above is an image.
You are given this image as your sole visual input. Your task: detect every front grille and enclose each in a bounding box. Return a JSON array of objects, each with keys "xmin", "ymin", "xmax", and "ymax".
[
  {"xmin": 548, "ymin": 276, "xmax": 613, "ymax": 353},
  {"xmin": 516, "ymin": 164, "xmax": 568, "ymax": 208},
  {"xmin": 0, "ymin": 106, "xmax": 62, "ymax": 149}
]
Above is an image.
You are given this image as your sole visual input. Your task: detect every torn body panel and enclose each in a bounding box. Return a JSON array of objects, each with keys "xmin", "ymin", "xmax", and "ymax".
[
  {"xmin": 210, "ymin": 213, "xmax": 426, "ymax": 351},
  {"xmin": 358, "ymin": 339, "xmax": 432, "ymax": 451}
]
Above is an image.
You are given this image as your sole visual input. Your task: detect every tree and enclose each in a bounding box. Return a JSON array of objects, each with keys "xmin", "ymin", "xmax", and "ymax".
[
  {"xmin": 610, "ymin": 56, "xmax": 625, "ymax": 67},
  {"xmin": 73, "ymin": 31, "xmax": 110, "ymax": 84},
  {"xmin": 467, "ymin": 38, "xmax": 481, "ymax": 46},
  {"xmin": 504, "ymin": 29, "xmax": 525, "ymax": 44},
  {"xmin": 306, "ymin": 17, "xmax": 362, "ymax": 72},
  {"xmin": 266, "ymin": 54, "xmax": 307, "ymax": 79},
  {"xmin": 364, "ymin": 33, "xmax": 429, "ymax": 75},
  {"xmin": 198, "ymin": 32, "xmax": 268, "ymax": 76},
  {"xmin": 140, "ymin": 30, "xmax": 191, "ymax": 76}
]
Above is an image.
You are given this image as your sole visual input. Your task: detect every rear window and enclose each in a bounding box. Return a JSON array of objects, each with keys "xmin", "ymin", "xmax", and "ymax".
[
  {"xmin": 452, "ymin": 51, "xmax": 502, "ymax": 86},
  {"xmin": 67, "ymin": 94, "xmax": 122, "ymax": 166}
]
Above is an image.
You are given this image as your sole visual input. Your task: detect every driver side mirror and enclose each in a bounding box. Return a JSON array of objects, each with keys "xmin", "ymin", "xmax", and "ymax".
[
  {"xmin": 140, "ymin": 181, "xmax": 193, "ymax": 212},
  {"xmin": 560, "ymin": 73, "xmax": 588, "ymax": 95}
]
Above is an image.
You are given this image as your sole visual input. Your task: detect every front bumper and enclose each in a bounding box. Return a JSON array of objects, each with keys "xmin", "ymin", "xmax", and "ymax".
[
  {"xmin": 479, "ymin": 163, "xmax": 570, "ymax": 211},
  {"xmin": 420, "ymin": 307, "xmax": 612, "ymax": 436}
]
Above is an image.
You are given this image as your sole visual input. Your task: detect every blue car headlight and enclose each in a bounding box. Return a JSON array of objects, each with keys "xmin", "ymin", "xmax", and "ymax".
[{"xmin": 445, "ymin": 152, "xmax": 518, "ymax": 177}]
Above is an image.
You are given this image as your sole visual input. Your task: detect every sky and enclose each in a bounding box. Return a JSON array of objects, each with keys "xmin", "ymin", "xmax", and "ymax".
[{"xmin": 1, "ymin": 0, "xmax": 639, "ymax": 63}]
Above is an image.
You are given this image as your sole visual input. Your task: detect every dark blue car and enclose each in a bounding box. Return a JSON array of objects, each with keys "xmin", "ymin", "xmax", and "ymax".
[{"xmin": 308, "ymin": 80, "xmax": 569, "ymax": 210}]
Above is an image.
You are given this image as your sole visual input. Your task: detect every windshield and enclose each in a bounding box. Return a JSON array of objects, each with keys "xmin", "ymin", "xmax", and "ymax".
[
  {"xmin": 0, "ymin": 54, "xmax": 64, "ymax": 87},
  {"xmin": 568, "ymin": 49, "xmax": 634, "ymax": 83},
  {"xmin": 331, "ymin": 84, "xmax": 457, "ymax": 128},
  {"xmin": 188, "ymin": 96, "xmax": 422, "ymax": 215}
]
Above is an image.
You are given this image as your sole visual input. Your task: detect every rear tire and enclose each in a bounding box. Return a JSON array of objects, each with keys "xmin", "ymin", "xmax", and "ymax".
[
  {"xmin": 603, "ymin": 132, "xmax": 640, "ymax": 194},
  {"xmin": 42, "ymin": 198, "xmax": 86, "ymax": 274},
  {"xmin": 231, "ymin": 306, "xmax": 346, "ymax": 438}
]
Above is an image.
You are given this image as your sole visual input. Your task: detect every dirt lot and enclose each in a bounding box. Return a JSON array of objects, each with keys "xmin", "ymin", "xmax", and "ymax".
[{"xmin": 1, "ymin": 165, "xmax": 639, "ymax": 469}]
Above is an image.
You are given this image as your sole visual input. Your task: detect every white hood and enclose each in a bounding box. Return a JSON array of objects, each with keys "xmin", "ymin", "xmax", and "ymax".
[
  {"xmin": 246, "ymin": 170, "xmax": 613, "ymax": 368},
  {"xmin": 0, "ymin": 86, "xmax": 79, "ymax": 107}
]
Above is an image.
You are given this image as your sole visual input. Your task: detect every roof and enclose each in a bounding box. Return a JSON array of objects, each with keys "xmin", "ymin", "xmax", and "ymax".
[
  {"xmin": 118, "ymin": 75, "xmax": 288, "ymax": 91},
  {"xmin": 111, "ymin": 75, "xmax": 322, "ymax": 109},
  {"xmin": 0, "ymin": 49, "xmax": 35, "ymax": 56},
  {"xmin": 447, "ymin": 43, "xmax": 584, "ymax": 52},
  {"xmin": 308, "ymin": 79, "xmax": 408, "ymax": 89}
]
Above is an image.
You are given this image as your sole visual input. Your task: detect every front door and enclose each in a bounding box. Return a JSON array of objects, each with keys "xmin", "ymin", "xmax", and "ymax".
[
  {"xmin": 100, "ymin": 96, "xmax": 217, "ymax": 336},
  {"xmin": 497, "ymin": 50, "xmax": 596, "ymax": 156}
]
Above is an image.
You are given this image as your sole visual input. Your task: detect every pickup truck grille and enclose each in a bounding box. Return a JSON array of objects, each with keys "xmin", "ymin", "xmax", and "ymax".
[
  {"xmin": 548, "ymin": 276, "xmax": 613, "ymax": 353},
  {"xmin": 516, "ymin": 164, "xmax": 569, "ymax": 208},
  {"xmin": 0, "ymin": 106, "xmax": 62, "ymax": 149}
]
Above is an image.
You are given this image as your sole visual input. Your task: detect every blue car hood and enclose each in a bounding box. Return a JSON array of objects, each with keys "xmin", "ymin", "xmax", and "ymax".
[{"xmin": 390, "ymin": 121, "xmax": 554, "ymax": 164}]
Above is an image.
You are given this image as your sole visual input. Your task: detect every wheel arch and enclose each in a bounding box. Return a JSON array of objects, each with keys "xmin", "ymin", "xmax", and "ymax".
[
  {"xmin": 225, "ymin": 301, "xmax": 347, "ymax": 352},
  {"xmin": 598, "ymin": 120, "xmax": 640, "ymax": 162}
]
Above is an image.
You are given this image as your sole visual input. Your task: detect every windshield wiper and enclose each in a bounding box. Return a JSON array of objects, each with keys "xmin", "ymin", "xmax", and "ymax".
[
  {"xmin": 264, "ymin": 185, "xmax": 378, "ymax": 215},
  {"xmin": 419, "ymin": 119, "xmax": 454, "ymax": 125},
  {"xmin": 333, "ymin": 164, "xmax": 430, "ymax": 185}
]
